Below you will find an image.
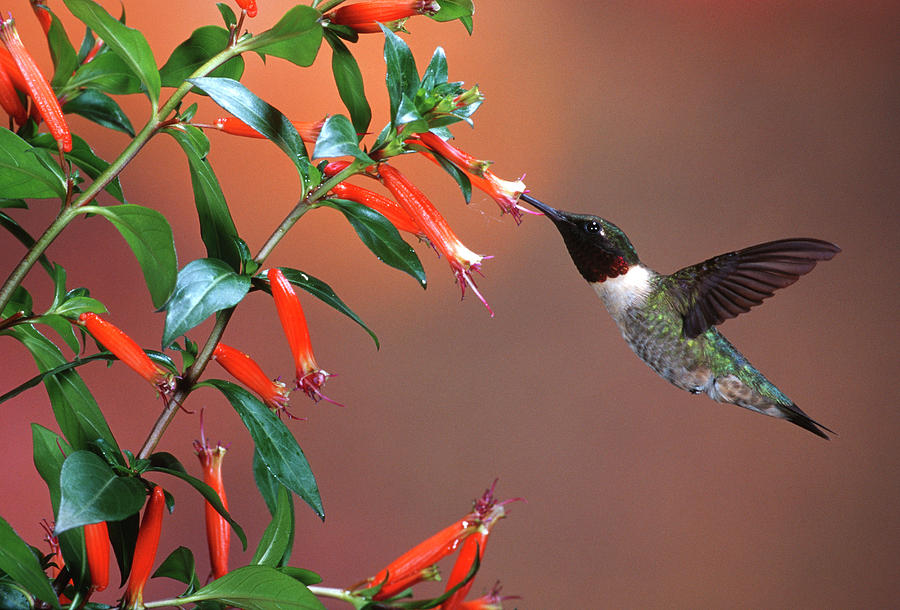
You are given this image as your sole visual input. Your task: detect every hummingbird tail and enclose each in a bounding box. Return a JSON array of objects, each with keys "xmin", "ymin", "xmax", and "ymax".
[{"xmin": 782, "ymin": 403, "xmax": 834, "ymax": 440}]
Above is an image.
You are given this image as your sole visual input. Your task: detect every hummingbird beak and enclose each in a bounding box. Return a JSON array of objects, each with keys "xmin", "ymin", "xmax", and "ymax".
[{"xmin": 519, "ymin": 193, "xmax": 569, "ymax": 222}]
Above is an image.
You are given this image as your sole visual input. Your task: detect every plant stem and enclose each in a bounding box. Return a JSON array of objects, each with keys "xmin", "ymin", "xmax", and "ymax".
[
  {"xmin": 136, "ymin": 162, "xmax": 363, "ymax": 459},
  {"xmin": 0, "ymin": 46, "xmax": 241, "ymax": 315}
]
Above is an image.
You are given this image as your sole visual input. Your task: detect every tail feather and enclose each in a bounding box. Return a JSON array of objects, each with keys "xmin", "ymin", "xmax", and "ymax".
[{"xmin": 781, "ymin": 403, "xmax": 834, "ymax": 439}]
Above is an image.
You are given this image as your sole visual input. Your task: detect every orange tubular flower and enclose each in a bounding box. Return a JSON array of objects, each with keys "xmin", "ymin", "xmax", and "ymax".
[
  {"xmin": 194, "ymin": 433, "xmax": 230, "ymax": 580},
  {"xmin": 29, "ymin": 0, "xmax": 52, "ymax": 37},
  {"xmin": 331, "ymin": 182, "xmax": 427, "ymax": 239},
  {"xmin": 235, "ymin": 0, "xmax": 258, "ymax": 18},
  {"xmin": 365, "ymin": 517, "xmax": 478, "ymax": 600},
  {"xmin": 123, "ymin": 486, "xmax": 165, "ymax": 610},
  {"xmin": 413, "ymin": 132, "xmax": 529, "ymax": 224},
  {"xmin": 0, "ymin": 58, "xmax": 27, "ymax": 124},
  {"xmin": 327, "ymin": 0, "xmax": 440, "ymax": 33},
  {"xmin": 441, "ymin": 483, "xmax": 520, "ymax": 610},
  {"xmin": 213, "ymin": 116, "xmax": 324, "ymax": 144},
  {"xmin": 266, "ymin": 268, "xmax": 339, "ymax": 404},
  {"xmin": 378, "ymin": 163, "xmax": 494, "ymax": 316},
  {"xmin": 212, "ymin": 343, "xmax": 291, "ymax": 414},
  {"xmin": 0, "ymin": 16, "xmax": 70, "ymax": 152},
  {"xmin": 84, "ymin": 521, "xmax": 110, "ymax": 592},
  {"xmin": 78, "ymin": 313, "xmax": 175, "ymax": 394}
]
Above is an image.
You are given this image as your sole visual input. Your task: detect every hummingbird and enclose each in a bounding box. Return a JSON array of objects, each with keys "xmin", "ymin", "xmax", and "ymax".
[{"xmin": 520, "ymin": 193, "xmax": 840, "ymax": 438}]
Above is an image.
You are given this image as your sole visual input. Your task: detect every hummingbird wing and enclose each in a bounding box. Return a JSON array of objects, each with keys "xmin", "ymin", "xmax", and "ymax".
[{"xmin": 666, "ymin": 238, "xmax": 840, "ymax": 338}]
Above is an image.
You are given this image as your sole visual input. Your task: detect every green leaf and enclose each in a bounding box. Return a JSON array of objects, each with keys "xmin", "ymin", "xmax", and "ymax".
[
  {"xmin": 51, "ymin": 295, "xmax": 108, "ymax": 319},
  {"xmin": 0, "ymin": 212, "xmax": 55, "ymax": 276},
  {"xmin": 251, "ymin": 485, "xmax": 294, "ymax": 567},
  {"xmin": 216, "ymin": 3, "xmax": 238, "ymax": 29},
  {"xmin": 382, "ymin": 25, "xmax": 420, "ymax": 122},
  {"xmin": 0, "ymin": 516, "xmax": 61, "ymax": 610},
  {"xmin": 78, "ymin": 204, "xmax": 177, "ymax": 308},
  {"xmin": 188, "ymin": 77, "xmax": 313, "ymax": 192},
  {"xmin": 326, "ymin": 32, "xmax": 371, "ymax": 137},
  {"xmin": 63, "ymin": 89, "xmax": 136, "ymax": 136},
  {"xmin": 161, "ymin": 258, "xmax": 250, "ymax": 348},
  {"xmin": 203, "ymin": 380, "xmax": 323, "ymax": 519},
  {"xmin": 55, "ymin": 451, "xmax": 146, "ymax": 534},
  {"xmin": 46, "ymin": 11, "xmax": 78, "ymax": 88},
  {"xmin": 154, "ymin": 546, "xmax": 202, "ymax": 597},
  {"xmin": 32, "ymin": 424, "xmax": 72, "ymax": 512},
  {"xmin": 253, "ymin": 448, "xmax": 279, "ymax": 516},
  {"xmin": 3, "ymin": 325, "xmax": 119, "ymax": 452},
  {"xmin": 160, "ymin": 26, "xmax": 244, "ymax": 89},
  {"xmin": 0, "ymin": 128, "xmax": 66, "ymax": 199},
  {"xmin": 107, "ymin": 512, "xmax": 139, "ymax": 588},
  {"xmin": 278, "ymin": 567, "xmax": 322, "ymax": 587},
  {"xmin": 430, "ymin": 0, "xmax": 475, "ymax": 23},
  {"xmin": 421, "ymin": 47, "xmax": 449, "ymax": 90},
  {"xmin": 148, "ymin": 465, "xmax": 248, "ymax": 550},
  {"xmin": 165, "ymin": 126, "xmax": 241, "ymax": 270},
  {"xmin": 246, "ymin": 5, "xmax": 323, "ymax": 68},
  {"xmin": 312, "ymin": 115, "xmax": 374, "ymax": 164},
  {"xmin": 428, "ymin": 146, "xmax": 472, "ymax": 203},
  {"xmin": 63, "ymin": 0, "xmax": 161, "ymax": 106},
  {"xmin": 253, "ymin": 267, "xmax": 378, "ymax": 348},
  {"xmin": 177, "ymin": 565, "xmax": 325, "ymax": 610},
  {"xmin": 34, "ymin": 313, "xmax": 80, "ymax": 353},
  {"xmin": 0, "ymin": 583, "xmax": 31, "ymax": 610},
  {"xmin": 67, "ymin": 51, "xmax": 142, "ymax": 95},
  {"xmin": 2, "ymin": 285, "xmax": 32, "ymax": 317},
  {"xmin": 395, "ymin": 94, "xmax": 428, "ymax": 132},
  {"xmin": 317, "ymin": 198, "xmax": 426, "ymax": 288},
  {"xmin": 31, "ymin": 133, "xmax": 125, "ymax": 201},
  {"xmin": 0, "ymin": 352, "xmax": 112, "ymax": 405}
]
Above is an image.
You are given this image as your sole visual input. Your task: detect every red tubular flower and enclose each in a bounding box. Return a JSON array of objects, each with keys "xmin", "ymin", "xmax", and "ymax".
[
  {"xmin": 413, "ymin": 132, "xmax": 529, "ymax": 224},
  {"xmin": 78, "ymin": 313, "xmax": 174, "ymax": 394},
  {"xmin": 213, "ymin": 116, "xmax": 324, "ymax": 144},
  {"xmin": 0, "ymin": 16, "xmax": 70, "ymax": 152},
  {"xmin": 365, "ymin": 517, "xmax": 478, "ymax": 600},
  {"xmin": 29, "ymin": 0, "xmax": 52, "ymax": 37},
  {"xmin": 267, "ymin": 268, "xmax": 338, "ymax": 404},
  {"xmin": 84, "ymin": 521, "xmax": 110, "ymax": 592},
  {"xmin": 331, "ymin": 182, "xmax": 427, "ymax": 239},
  {"xmin": 441, "ymin": 483, "xmax": 520, "ymax": 610},
  {"xmin": 123, "ymin": 486, "xmax": 165, "ymax": 610},
  {"xmin": 213, "ymin": 342, "xmax": 291, "ymax": 414},
  {"xmin": 0, "ymin": 47, "xmax": 27, "ymax": 91},
  {"xmin": 0, "ymin": 58, "xmax": 27, "ymax": 124},
  {"xmin": 378, "ymin": 163, "xmax": 494, "ymax": 316},
  {"xmin": 194, "ymin": 432, "xmax": 230, "ymax": 580},
  {"xmin": 235, "ymin": 0, "xmax": 258, "ymax": 18},
  {"xmin": 327, "ymin": 1, "xmax": 440, "ymax": 34}
]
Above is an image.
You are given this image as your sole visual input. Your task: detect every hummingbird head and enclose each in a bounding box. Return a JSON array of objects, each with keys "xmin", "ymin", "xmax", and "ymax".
[{"xmin": 520, "ymin": 194, "xmax": 639, "ymax": 283}]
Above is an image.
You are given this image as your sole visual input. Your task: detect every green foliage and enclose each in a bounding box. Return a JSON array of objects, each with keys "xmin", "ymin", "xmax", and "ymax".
[
  {"xmin": 251, "ymin": 485, "xmax": 294, "ymax": 568},
  {"xmin": 63, "ymin": 88, "xmax": 136, "ymax": 136},
  {"xmin": 0, "ymin": 516, "xmax": 61, "ymax": 610},
  {"xmin": 326, "ymin": 32, "xmax": 372, "ymax": 136},
  {"xmin": 0, "ymin": 129, "xmax": 66, "ymax": 199},
  {"xmin": 177, "ymin": 565, "xmax": 325, "ymax": 610},
  {"xmin": 245, "ymin": 5, "xmax": 324, "ymax": 68},
  {"xmin": 160, "ymin": 26, "xmax": 245, "ymax": 89},
  {"xmin": 55, "ymin": 451, "xmax": 146, "ymax": 533}
]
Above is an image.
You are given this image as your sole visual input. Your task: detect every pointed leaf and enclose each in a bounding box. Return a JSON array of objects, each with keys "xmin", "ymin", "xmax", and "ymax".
[
  {"xmin": 0, "ymin": 516, "xmax": 61, "ymax": 610},
  {"xmin": 154, "ymin": 546, "xmax": 202, "ymax": 596},
  {"xmin": 31, "ymin": 424, "xmax": 73, "ymax": 512},
  {"xmin": 253, "ymin": 448, "xmax": 279, "ymax": 516},
  {"xmin": 382, "ymin": 25, "xmax": 419, "ymax": 121},
  {"xmin": 3, "ymin": 325, "xmax": 119, "ymax": 452},
  {"xmin": 67, "ymin": 51, "xmax": 142, "ymax": 95},
  {"xmin": 313, "ymin": 115, "xmax": 374, "ymax": 164},
  {"xmin": 326, "ymin": 33, "xmax": 371, "ymax": 136},
  {"xmin": 46, "ymin": 12, "xmax": 78, "ymax": 88},
  {"xmin": 63, "ymin": 0, "xmax": 161, "ymax": 106},
  {"xmin": 0, "ymin": 128, "xmax": 66, "ymax": 199},
  {"xmin": 177, "ymin": 565, "xmax": 324, "ymax": 610},
  {"xmin": 165, "ymin": 127, "xmax": 241, "ymax": 270},
  {"xmin": 251, "ymin": 485, "xmax": 294, "ymax": 567},
  {"xmin": 188, "ymin": 77, "xmax": 313, "ymax": 192},
  {"xmin": 63, "ymin": 89, "xmax": 136, "ymax": 136},
  {"xmin": 317, "ymin": 198, "xmax": 426, "ymax": 287},
  {"xmin": 246, "ymin": 5, "xmax": 323, "ymax": 68},
  {"xmin": 421, "ymin": 47, "xmax": 448, "ymax": 90},
  {"xmin": 107, "ymin": 512, "xmax": 139, "ymax": 588},
  {"xmin": 31, "ymin": 133, "xmax": 125, "ymax": 202},
  {"xmin": 55, "ymin": 451, "xmax": 145, "ymax": 533},
  {"xmin": 160, "ymin": 26, "xmax": 244, "ymax": 89},
  {"xmin": 161, "ymin": 258, "xmax": 250, "ymax": 348},
  {"xmin": 202, "ymin": 380, "xmax": 323, "ymax": 519},
  {"xmin": 78, "ymin": 204, "xmax": 177, "ymax": 308},
  {"xmin": 253, "ymin": 266, "xmax": 378, "ymax": 348}
]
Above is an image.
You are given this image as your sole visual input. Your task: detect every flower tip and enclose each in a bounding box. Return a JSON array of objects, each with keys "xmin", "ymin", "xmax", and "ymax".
[{"xmin": 297, "ymin": 369, "xmax": 343, "ymax": 407}]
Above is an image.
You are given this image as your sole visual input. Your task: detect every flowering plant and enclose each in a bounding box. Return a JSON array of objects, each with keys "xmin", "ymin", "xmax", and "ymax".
[{"xmin": 0, "ymin": 1, "xmax": 525, "ymax": 608}]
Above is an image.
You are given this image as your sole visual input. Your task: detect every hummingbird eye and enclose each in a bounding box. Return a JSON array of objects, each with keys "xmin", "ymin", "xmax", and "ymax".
[{"xmin": 584, "ymin": 220, "xmax": 603, "ymax": 235}]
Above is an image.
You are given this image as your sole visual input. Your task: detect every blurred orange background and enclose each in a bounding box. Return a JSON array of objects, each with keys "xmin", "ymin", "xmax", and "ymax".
[{"xmin": 2, "ymin": 1, "xmax": 898, "ymax": 607}]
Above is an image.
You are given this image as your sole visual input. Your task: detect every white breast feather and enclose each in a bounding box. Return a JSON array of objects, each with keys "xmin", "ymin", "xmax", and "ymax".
[{"xmin": 592, "ymin": 264, "xmax": 652, "ymax": 317}]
